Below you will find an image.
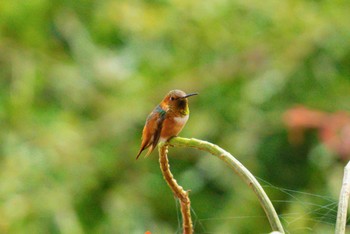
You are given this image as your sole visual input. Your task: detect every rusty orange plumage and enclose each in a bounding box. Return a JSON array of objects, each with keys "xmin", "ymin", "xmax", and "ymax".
[{"xmin": 136, "ymin": 90, "xmax": 197, "ymax": 159}]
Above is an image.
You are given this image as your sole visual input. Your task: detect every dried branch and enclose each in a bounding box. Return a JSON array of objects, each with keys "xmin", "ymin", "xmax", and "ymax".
[{"xmin": 159, "ymin": 144, "xmax": 193, "ymax": 234}]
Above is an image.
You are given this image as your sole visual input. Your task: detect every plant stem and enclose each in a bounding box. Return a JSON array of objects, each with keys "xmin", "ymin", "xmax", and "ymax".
[
  {"xmin": 335, "ymin": 161, "xmax": 350, "ymax": 234},
  {"xmin": 166, "ymin": 137, "xmax": 285, "ymax": 233}
]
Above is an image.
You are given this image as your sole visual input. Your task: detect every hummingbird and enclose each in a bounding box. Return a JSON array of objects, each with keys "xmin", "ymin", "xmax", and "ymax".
[{"xmin": 136, "ymin": 90, "xmax": 197, "ymax": 159}]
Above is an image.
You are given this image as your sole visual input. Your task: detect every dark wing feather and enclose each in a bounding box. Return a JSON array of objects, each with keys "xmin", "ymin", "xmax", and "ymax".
[{"xmin": 150, "ymin": 110, "xmax": 166, "ymax": 150}]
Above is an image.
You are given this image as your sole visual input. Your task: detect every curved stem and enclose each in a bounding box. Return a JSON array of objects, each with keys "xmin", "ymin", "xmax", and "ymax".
[{"xmin": 166, "ymin": 137, "xmax": 285, "ymax": 233}]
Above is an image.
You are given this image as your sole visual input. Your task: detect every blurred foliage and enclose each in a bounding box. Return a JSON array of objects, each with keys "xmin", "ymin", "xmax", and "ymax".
[{"xmin": 1, "ymin": 0, "xmax": 350, "ymax": 233}]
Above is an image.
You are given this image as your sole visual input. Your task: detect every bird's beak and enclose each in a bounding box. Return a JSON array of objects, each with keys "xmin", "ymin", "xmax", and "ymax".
[{"xmin": 182, "ymin": 93, "xmax": 198, "ymax": 98}]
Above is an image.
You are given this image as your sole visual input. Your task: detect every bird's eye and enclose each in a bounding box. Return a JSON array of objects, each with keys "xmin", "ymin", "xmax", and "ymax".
[{"xmin": 170, "ymin": 97, "xmax": 174, "ymax": 101}]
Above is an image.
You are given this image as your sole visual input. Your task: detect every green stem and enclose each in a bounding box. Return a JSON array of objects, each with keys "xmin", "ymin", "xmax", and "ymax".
[{"xmin": 167, "ymin": 137, "xmax": 285, "ymax": 233}]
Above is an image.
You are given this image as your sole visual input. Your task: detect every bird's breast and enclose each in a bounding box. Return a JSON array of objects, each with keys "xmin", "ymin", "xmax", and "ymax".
[
  {"xmin": 173, "ymin": 115, "xmax": 189, "ymax": 125},
  {"xmin": 160, "ymin": 114, "xmax": 189, "ymax": 141}
]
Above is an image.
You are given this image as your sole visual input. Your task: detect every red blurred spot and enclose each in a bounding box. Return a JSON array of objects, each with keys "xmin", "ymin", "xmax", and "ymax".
[
  {"xmin": 284, "ymin": 106, "xmax": 350, "ymax": 159},
  {"xmin": 145, "ymin": 231, "xmax": 152, "ymax": 234}
]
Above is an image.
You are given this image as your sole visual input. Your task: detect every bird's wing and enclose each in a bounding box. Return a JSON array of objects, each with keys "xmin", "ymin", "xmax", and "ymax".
[{"xmin": 136, "ymin": 105, "xmax": 166, "ymax": 159}]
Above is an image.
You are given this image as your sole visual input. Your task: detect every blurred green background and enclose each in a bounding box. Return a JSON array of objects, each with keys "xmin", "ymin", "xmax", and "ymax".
[{"xmin": 1, "ymin": 0, "xmax": 350, "ymax": 233}]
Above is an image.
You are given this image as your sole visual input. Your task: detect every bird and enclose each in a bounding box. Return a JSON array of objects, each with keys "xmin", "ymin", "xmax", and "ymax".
[{"xmin": 136, "ymin": 90, "xmax": 197, "ymax": 159}]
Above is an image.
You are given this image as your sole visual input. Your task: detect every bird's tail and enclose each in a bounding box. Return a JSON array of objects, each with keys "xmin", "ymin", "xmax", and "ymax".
[
  {"xmin": 136, "ymin": 146, "xmax": 145, "ymax": 160},
  {"xmin": 136, "ymin": 145, "xmax": 155, "ymax": 160},
  {"xmin": 145, "ymin": 145, "xmax": 155, "ymax": 157}
]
